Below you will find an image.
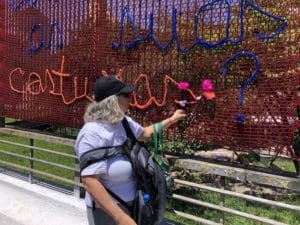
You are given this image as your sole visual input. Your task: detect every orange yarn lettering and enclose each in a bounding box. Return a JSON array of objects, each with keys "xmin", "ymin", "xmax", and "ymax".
[
  {"xmin": 9, "ymin": 56, "xmax": 94, "ymax": 105},
  {"xmin": 9, "ymin": 57, "xmax": 199, "ymax": 107}
]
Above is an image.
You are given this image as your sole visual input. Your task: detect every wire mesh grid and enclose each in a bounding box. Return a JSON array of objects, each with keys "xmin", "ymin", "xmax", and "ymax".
[{"xmin": 0, "ymin": 0, "xmax": 299, "ymax": 160}]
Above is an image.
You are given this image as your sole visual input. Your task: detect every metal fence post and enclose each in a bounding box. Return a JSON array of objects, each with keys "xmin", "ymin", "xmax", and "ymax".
[
  {"xmin": 0, "ymin": 103, "xmax": 5, "ymax": 127},
  {"xmin": 0, "ymin": 118, "xmax": 5, "ymax": 127},
  {"xmin": 74, "ymin": 158, "xmax": 85, "ymax": 199},
  {"xmin": 29, "ymin": 138, "xmax": 34, "ymax": 184},
  {"xmin": 219, "ymin": 176, "xmax": 225, "ymax": 224}
]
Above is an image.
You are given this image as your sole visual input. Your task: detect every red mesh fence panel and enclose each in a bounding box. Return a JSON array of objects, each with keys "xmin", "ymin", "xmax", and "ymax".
[
  {"xmin": 0, "ymin": 0, "xmax": 4, "ymax": 106},
  {"xmin": 0, "ymin": 0, "xmax": 299, "ymax": 159}
]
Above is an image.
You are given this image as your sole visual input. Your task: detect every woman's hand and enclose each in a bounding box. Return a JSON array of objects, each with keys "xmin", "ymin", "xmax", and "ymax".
[
  {"xmin": 138, "ymin": 109, "xmax": 187, "ymax": 141},
  {"xmin": 170, "ymin": 109, "xmax": 187, "ymax": 123}
]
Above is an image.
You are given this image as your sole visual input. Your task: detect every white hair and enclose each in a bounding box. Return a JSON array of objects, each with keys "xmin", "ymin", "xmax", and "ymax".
[{"xmin": 83, "ymin": 95, "xmax": 124, "ymax": 124}]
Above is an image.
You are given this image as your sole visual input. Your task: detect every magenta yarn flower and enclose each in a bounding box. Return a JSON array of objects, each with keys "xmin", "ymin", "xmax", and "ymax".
[
  {"xmin": 202, "ymin": 79, "xmax": 213, "ymax": 91},
  {"xmin": 178, "ymin": 82, "xmax": 189, "ymax": 90}
]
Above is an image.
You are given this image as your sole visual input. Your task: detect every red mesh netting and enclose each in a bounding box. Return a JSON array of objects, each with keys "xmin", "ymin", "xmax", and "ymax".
[{"xmin": 0, "ymin": 0, "xmax": 299, "ymax": 159}]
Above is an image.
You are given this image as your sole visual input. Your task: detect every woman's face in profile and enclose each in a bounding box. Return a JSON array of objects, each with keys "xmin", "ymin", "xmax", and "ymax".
[{"xmin": 118, "ymin": 93, "xmax": 131, "ymax": 113}]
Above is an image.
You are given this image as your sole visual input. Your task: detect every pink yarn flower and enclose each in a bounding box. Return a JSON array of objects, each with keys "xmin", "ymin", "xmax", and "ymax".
[
  {"xmin": 178, "ymin": 82, "xmax": 189, "ymax": 90},
  {"xmin": 202, "ymin": 79, "xmax": 213, "ymax": 91}
]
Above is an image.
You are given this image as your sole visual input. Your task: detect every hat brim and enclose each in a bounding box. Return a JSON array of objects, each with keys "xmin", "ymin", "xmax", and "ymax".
[{"xmin": 117, "ymin": 84, "xmax": 136, "ymax": 95}]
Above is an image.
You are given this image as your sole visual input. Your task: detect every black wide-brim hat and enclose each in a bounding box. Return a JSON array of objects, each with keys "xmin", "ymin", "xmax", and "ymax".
[{"xmin": 94, "ymin": 75, "xmax": 136, "ymax": 102}]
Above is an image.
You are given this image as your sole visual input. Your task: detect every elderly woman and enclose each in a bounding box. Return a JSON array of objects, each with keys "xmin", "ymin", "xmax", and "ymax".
[{"xmin": 75, "ymin": 75, "xmax": 186, "ymax": 225}]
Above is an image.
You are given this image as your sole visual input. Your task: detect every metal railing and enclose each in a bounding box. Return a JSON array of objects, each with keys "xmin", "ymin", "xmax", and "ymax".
[
  {"xmin": 0, "ymin": 127, "xmax": 299, "ymax": 225},
  {"xmin": 170, "ymin": 179, "xmax": 300, "ymax": 225},
  {"xmin": 0, "ymin": 127, "xmax": 82, "ymax": 196}
]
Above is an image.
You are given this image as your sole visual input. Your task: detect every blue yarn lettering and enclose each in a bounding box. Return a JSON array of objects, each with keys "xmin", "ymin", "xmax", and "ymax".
[
  {"xmin": 26, "ymin": 22, "xmax": 63, "ymax": 54},
  {"xmin": 8, "ymin": 0, "xmax": 58, "ymax": 12},
  {"xmin": 222, "ymin": 51, "xmax": 259, "ymax": 122},
  {"xmin": 112, "ymin": 0, "xmax": 287, "ymax": 53},
  {"xmin": 222, "ymin": 51, "xmax": 259, "ymax": 106}
]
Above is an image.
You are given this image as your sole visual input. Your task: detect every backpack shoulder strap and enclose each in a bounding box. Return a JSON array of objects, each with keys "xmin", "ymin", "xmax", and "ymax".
[
  {"xmin": 80, "ymin": 118, "xmax": 135, "ymax": 171},
  {"xmin": 79, "ymin": 145, "xmax": 125, "ymax": 172},
  {"xmin": 106, "ymin": 187, "xmax": 133, "ymax": 213},
  {"xmin": 122, "ymin": 117, "xmax": 137, "ymax": 141}
]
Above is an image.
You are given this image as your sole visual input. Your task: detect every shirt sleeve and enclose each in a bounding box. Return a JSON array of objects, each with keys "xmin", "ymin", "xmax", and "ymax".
[
  {"xmin": 75, "ymin": 128, "xmax": 107, "ymax": 176},
  {"xmin": 125, "ymin": 116, "xmax": 144, "ymax": 139}
]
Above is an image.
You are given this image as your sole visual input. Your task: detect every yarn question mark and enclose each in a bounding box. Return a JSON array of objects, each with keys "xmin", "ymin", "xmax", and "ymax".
[{"xmin": 222, "ymin": 51, "xmax": 259, "ymax": 122}]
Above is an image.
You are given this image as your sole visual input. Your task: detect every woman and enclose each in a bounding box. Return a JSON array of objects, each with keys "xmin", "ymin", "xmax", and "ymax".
[{"xmin": 75, "ymin": 75, "xmax": 186, "ymax": 225}]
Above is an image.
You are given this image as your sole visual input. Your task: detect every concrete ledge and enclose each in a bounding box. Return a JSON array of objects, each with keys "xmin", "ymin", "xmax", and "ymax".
[
  {"xmin": 174, "ymin": 158, "xmax": 300, "ymax": 192},
  {"xmin": 0, "ymin": 212, "xmax": 21, "ymax": 225},
  {"xmin": 0, "ymin": 173, "xmax": 88, "ymax": 225}
]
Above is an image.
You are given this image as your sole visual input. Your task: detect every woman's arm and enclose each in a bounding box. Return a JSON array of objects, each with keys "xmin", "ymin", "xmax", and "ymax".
[
  {"xmin": 82, "ymin": 175, "xmax": 136, "ymax": 225},
  {"xmin": 138, "ymin": 109, "xmax": 186, "ymax": 141}
]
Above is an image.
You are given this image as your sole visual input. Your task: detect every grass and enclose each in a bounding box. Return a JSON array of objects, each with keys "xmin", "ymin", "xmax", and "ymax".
[
  {"xmin": 0, "ymin": 133, "xmax": 75, "ymax": 189},
  {"xmin": 271, "ymin": 159, "xmax": 297, "ymax": 172},
  {"xmin": 166, "ymin": 187, "xmax": 300, "ymax": 225}
]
